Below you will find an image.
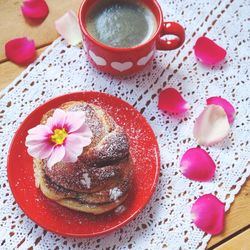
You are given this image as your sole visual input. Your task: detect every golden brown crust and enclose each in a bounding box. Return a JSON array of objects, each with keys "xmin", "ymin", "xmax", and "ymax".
[
  {"xmin": 36, "ymin": 166, "xmax": 128, "ymax": 215},
  {"xmin": 56, "ymin": 194, "xmax": 128, "ymax": 215},
  {"xmin": 35, "ymin": 157, "xmax": 133, "ymax": 204},
  {"xmin": 34, "ymin": 101, "xmax": 133, "ymax": 214}
]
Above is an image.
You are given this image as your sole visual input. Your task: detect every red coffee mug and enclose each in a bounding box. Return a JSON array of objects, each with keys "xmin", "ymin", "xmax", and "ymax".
[{"xmin": 78, "ymin": 0, "xmax": 185, "ymax": 75}]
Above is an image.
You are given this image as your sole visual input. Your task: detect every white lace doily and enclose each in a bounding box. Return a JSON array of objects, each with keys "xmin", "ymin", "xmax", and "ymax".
[{"xmin": 0, "ymin": 0, "xmax": 249, "ymax": 249}]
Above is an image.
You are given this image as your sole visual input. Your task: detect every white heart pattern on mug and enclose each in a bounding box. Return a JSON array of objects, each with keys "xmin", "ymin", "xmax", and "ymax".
[
  {"xmin": 89, "ymin": 50, "xmax": 107, "ymax": 66},
  {"xmin": 111, "ymin": 62, "xmax": 133, "ymax": 72},
  {"xmin": 137, "ymin": 51, "xmax": 154, "ymax": 66}
]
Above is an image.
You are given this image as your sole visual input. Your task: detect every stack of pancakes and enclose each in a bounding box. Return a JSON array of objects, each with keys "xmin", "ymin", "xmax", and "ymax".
[{"xmin": 34, "ymin": 101, "xmax": 133, "ymax": 214}]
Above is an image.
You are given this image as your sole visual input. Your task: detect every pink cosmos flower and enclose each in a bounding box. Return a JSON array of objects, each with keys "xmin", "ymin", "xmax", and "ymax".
[{"xmin": 25, "ymin": 109, "xmax": 92, "ymax": 169}]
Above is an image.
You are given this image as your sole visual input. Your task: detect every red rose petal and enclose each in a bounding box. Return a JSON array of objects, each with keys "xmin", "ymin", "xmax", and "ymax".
[
  {"xmin": 180, "ymin": 148, "xmax": 216, "ymax": 181},
  {"xmin": 5, "ymin": 37, "xmax": 36, "ymax": 65},
  {"xmin": 21, "ymin": 0, "xmax": 49, "ymax": 20},
  {"xmin": 194, "ymin": 37, "xmax": 226, "ymax": 65},
  {"xmin": 191, "ymin": 194, "xmax": 225, "ymax": 235},
  {"xmin": 207, "ymin": 97, "xmax": 235, "ymax": 124},
  {"xmin": 158, "ymin": 88, "xmax": 189, "ymax": 114}
]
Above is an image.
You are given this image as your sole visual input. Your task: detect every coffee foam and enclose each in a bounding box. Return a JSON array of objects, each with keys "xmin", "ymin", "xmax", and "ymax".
[
  {"xmin": 139, "ymin": 3, "xmax": 157, "ymax": 46},
  {"xmin": 86, "ymin": 0, "xmax": 157, "ymax": 48}
]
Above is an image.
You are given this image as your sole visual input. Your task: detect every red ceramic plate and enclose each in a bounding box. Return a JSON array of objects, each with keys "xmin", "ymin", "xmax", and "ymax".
[{"xmin": 7, "ymin": 92, "xmax": 160, "ymax": 237}]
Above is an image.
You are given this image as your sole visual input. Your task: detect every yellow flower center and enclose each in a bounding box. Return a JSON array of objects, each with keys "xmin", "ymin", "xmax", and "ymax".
[{"xmin": 51, "ymin": 128, "xmax": 68, "ymax": 145}]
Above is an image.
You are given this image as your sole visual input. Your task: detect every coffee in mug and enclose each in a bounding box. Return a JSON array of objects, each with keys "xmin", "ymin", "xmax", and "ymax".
[
  {"xmin": 79, "ymin": 0, "xmax": 185, "ymax": 75},
  {"xmin": 86, "ymin": 0, "xmax": 157, "ymax": 48}
]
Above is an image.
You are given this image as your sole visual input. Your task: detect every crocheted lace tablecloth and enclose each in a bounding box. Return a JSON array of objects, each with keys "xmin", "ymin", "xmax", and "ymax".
[{"xmin": 0, "ymin": 0, "xmax": 249, "ymax": 249}]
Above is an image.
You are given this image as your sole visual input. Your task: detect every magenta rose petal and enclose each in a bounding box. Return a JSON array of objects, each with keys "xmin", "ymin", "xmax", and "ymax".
[
  {"xmin": 158, "ymin": 88, "xmax": 189, "ymax": 114},
  {"xmin": 27, "ymin": 124, "xmax": 52, "ymax": 136},
  {"xmin": 5, "ymin": 37, "xmax": 36, "ymax": 65},
  {"xmin": 191, "ymin": 194, "xmax": 225, "ymax": 235},
  {"xmin": 180, "ymin": 148, "xmax": 216, "ymax": 181},
  {"xmin": 193, "ymin": 105, "xmax": 230, "ymax": 146},
  {"xmin": 21, "ymin": 0, "xmax": 49, "ymax": 20},
  {"xmin": 194, "ymin": 37, "xmax": 226, "ymax": 65},
  {"xmin": 207, "ymin": 97, "xmax": 235, "ymax": 124}
]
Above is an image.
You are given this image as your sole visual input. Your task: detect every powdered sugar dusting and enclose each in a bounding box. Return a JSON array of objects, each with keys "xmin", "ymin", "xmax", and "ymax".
[
  {"xmin": 101, "ymin": 170, "xmax": 115, "ymax": 179},
  {"xmin": 115, "ymin": 205, "xmax": 126, "ymax": 214},
  {"xmin": 1, "ymin": 1, "xmax": 250, "ymax": 248},
  {"xmin": 80, "ymin": 173, "xmax": 91, "ymax": 189},
  {"xmin": 109, "ymin": 187, "xmax": 123, "ymax": 201}
]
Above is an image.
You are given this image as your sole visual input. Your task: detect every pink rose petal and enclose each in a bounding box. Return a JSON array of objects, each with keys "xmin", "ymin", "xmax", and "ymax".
[
  {"xmin": 55, "ymin": 10, "xmax": 82, "ymax": 46},
  {"xmin": 21, "ymin": 0, "xmax": 49, "ymax": 20},
  {"xmin": 180, "ymin": 148, "xmax": 216, "ymax": 181},
  {"xmin": 194, "ymin": 37, "xmax": 226, "ymax": 65},
  {"xmin": 193, "ymin": 105, "xmax": 230, "ymax": 146},
  {"xmin": 5, "ymin": 37, "xmax": 36, "ymax": 65},
  {"xmin": 207, "ymin": 97, "xmax": 235, "ymax": 124},
  {"xmin": 191, "ymin": 194, "xmax": 225, "ymax": 235},
  {"xmin": 158, "ymin": 88, "xmax": 189, "ymax": 114}
]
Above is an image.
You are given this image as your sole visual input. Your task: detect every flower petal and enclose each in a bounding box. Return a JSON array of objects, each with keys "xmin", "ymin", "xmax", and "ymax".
[
  {"xmin": 21, "ymin": 0, "xmax": 49, "ymax": 20},
  {"xmin": 46, "ymin": 109, "xmax": 66, "ymax": 129},
  {"xmin": 194, "ymin": 37, "xmax": 226, "ymax": 65},
  {"xmin": 63, "ymin": 134, "xmax": 91, "ymax": 162},
  {"xmin": 55, "ymin": 10, "xmax": 82, "ymax": 46},
  {"xmin": 207, "ymin": 97, "xmax": 235, "ymax": 124},
  {"xmin": 193, "ymin": 105, "xmax": 230, "ymax": 146},
  {"xmin": 25, "ymin": 134, "xmax": 48, "ymax": 146},
  {"xmin": 25, "ymin": 109, "xmax": 93, "ymax": 165},
  {"xmin": 180, "ymin": 148, "xmax": 216, "ymax": 181},
  {"xmin": 27, "ymin": 124, "xmax": 52, "ymax": 136},
  {"xmin": 191, "ymin": 194, "xmax": 225, "ymax": 235},
  {"xmin": 5, "ymin": 37, "xmax": 36, "ymax": 65},
  {"xmin": 25, "ymin": 124, "xmax": 54, "ymax": 159},
  {"xmin": 74, "ymin": 123, "xmax": 93, "ymax": 138},
  {"xmin": 158, "ymin": 88, "xmax": 189, "ymax": 114},
  {"xmin": 65, "ymin": 111, "xmax": 86, "ymax": 133},
  {"xmin": 26, "ymin": 141, "xmax": 54, "ymax": 159},
  {"xmin": 47, "ymin": 145, "xmax": 65, "ymax": 169},
  {"xmin": 26, "ymin": 125, "xmax": 52, "ymax": 146}
]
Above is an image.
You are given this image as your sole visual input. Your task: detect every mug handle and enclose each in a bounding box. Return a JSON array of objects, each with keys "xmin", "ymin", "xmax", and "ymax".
[{"xmin": 156, "ymin": 22, "xmax": 185, "ymax": 50}]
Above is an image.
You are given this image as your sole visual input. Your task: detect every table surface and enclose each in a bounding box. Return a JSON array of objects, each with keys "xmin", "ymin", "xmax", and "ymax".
[{"xmin": 0, "ymin": 1, "xmax": 249, "ymax": 249}]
